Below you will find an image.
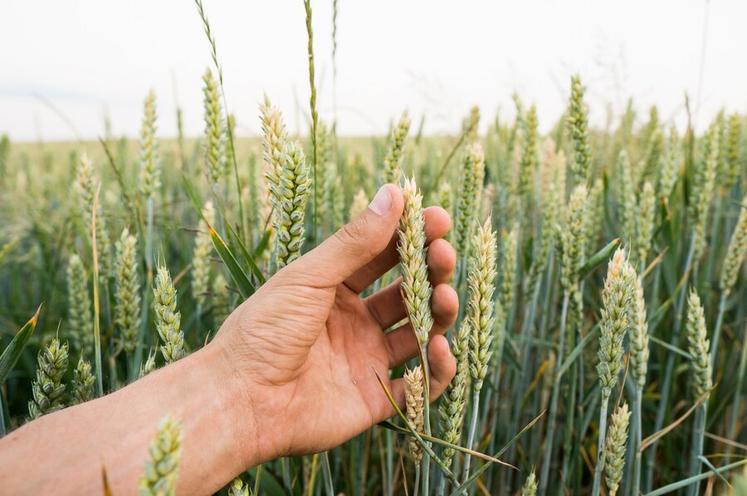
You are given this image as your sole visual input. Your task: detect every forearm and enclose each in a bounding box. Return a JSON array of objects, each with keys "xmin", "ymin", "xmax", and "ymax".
[{"xmin": 0, "ymin": 343, "xmax": 259, "ymax": 495}]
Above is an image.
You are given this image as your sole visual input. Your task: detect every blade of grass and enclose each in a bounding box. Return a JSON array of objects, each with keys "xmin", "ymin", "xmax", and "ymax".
[
  {"xmin": 0, "ymin": 304, "xmax": 41, "ymax": 383},
  {"xmin": 372, "ymin": 370, "xmax": 459, "ymax": 485},
  {"xmin": 578, "ymin": 238, "xmax": 620, "ymax": 280},
  {"xmin": 644, "ymin": 458, "xmax": 747, "ymax": 496},
  {"xmin": 449, "ymin": 410, "xmax": 546, "ymax": 495}
]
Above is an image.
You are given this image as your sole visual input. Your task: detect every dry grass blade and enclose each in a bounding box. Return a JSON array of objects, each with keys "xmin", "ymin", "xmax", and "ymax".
[{"xmin": 640, "ymin": 391, "xmax": 710, "ymax": 452}]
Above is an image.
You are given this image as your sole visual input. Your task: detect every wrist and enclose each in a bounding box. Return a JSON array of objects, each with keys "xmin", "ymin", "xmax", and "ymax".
[{"xmin": 204, "ymin": 338, "xmax": 288, "ymax": 466}]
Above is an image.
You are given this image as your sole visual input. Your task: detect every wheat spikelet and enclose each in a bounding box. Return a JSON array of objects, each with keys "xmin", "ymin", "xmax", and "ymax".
[
  {"xmin": 228, "ymin": 478, "xmax": 249, "ymax": 496},
  {"xmin": 153, "ymin": 266, "xmax": 186, "ymax": 363},
  {"xmin": 691, "ymin": 123, "xmax": 720, "ymax": 260},
  {"xmin": 463, "ymin": 105, "xmax": 481, "ymax": 143},
  {"xmin": 686, "ymin": 289, "xmax": 712, "ymax": 399},
  {"xmin": 349, "ymin": 188, "xmax": 368, "ymax": 220},
  {"xmin": 28, "ymin": 338, "xmax": 69, "ymax": 419},
  {"xmin": 455, "ymin": 143, "xmax": 485, "ymax": 255},
  {"xmin": 404, "ymin": 365, "xmax": 425, "ymax": 464},
  {"xmin": 518, "ymin": 104, "xmax": 538, "ymax": 198},
  {"xmin": 202, "ymin": 68, "xmax": 227, "ymax": 185},
  {"xmin": 114, "ymin": 228, "xmax": 141, "ymax": 353},
  {"xmin": 585, "ymin": 178, "xmax": 604, "ymax": 254},
  {"xmin": 498, "ymin": 224, "xmax": 518, "ymax": 321},
  {"xmin": 74, "ymin": 154, "xmax": 112, "ymax": 279},
  {"xmin": 140, "ymin": 349, "xmax": 158, "ymax": 378},
  {"xmin": 270, "ymin": 141, "xmax": 311, "ymax": 269},
  {"xmin": 66, "ymin": 254, "xmax": 93, "ymax": 355},
  {"xmin": 382, "ymin": 112, "xmax": 410, "ymax": 185},
  {"xmin": 71, "ymin": 356, "xmax": 95, "ymax": 404},
  {"xmin": 467, "ymin": 219, "xmax": 498, "ymax": 391},
  {"xmin": 630, "ymin": 275, "xmax": 649, "ymax": 388},
  {"xmin": 438, "ymin": 319, "xmax": 469, "ymax": 467},
  {"xmin": 725, "ymin": 113, "xmax": 742, "ymax": 188},
  {"xmin": 597, "ymin": 248, "xmax": 636, "ymax": 394},
  {"xmin": 139, "ymin": 415, "xmax": 182, "ymax": 496},
  {"xmin": 260, "ymin": 95, "xmax": 287, "ymax": 192},
  {"xmin": 720, "ymin": 197, "xmax": 747, "ymax": 294},
  {"xmin": 211, "ymin": 273, "xmax": 231, "ymax": 325},
  {"xmin": 568, "ymin": 75, "xmax": 592, "ymax": 184},
  {"xmin": 636, "ymin": 181, "xmax": 655, "ymax": 268},
  {"xmin": 617, "ymin": 150, "xmax": 637, "ymax": 249},
  {"xmin": 521, "ymin": 471, "xmax": 538, "ymax": 496},
  {"xmin": 558, "ymin": 185, "xmax": 588, "ymax": 294},
  {"xmin": 657, "ymin": 127, "xmax": 679, "ymax": 199},
  {"xmin": 604, "ymin": 402, "xmax": 631, "ymax": 496},
  {"xmin": 191, "ymin": 201, "xmax": 215, "ymax": 309},
  {"xmin": 138, "ymin": 90, "xmax": 160, "ymax": 199},
  {"xmin": 398, "ymin": 178, "xmax": 433, "ymax": 345}
]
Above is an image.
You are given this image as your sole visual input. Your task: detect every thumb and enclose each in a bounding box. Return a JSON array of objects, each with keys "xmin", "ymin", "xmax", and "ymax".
[{"xmin": 294, "ymin": 184, "xmax": 404, "ymax": 286}]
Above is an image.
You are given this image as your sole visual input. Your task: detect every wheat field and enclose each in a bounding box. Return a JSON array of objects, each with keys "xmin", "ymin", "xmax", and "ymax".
[{"xmin": 1, "ymin": 1, "xmax": 747, "ymax": 495}]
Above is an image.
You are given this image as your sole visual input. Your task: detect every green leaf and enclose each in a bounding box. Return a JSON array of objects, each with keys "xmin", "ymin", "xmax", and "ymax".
[
  {"xmin": 225, "ymin": 223, "xmax": 265, "ymax": 286},
  {"xmin": 209, "ymin": 226, "xmax": 255, "ymax": 299},
  {"xmin": 578, "ymin": 237, "xmax": 620, "ymax": 280},
  {"xmin": 0, "ymin": 305, "xmax": 42, "ymax": 383}
]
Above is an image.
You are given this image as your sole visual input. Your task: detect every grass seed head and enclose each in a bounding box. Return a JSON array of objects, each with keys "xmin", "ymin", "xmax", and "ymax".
[
  {"xmin": 686, "ymin": 289, "xmax": 712, "ymax": 400},
  {"xmin": 398, "ymin": 178, "xmax": 433, "ymax": 346},
  {"xmin": 604, "ymin": 402, "xmax": 631, "ymax": 496},
  {"xmin": 597, "ymin": 248, "xmax": 636, "ymax": 395},
  {"xmin": 139, "ymin": 415, "xmax": 182, "ymax": 496},
  {"xmin": 28, "ymin": 338, "xmax": 69, "ymax": 419},
  {"xmin": 404, "ymin": 365, "xmax": 425, "ymax": 465},
  {"xmin": 153, "ymin": 266, "xmax": 186, "ymax": 363}
]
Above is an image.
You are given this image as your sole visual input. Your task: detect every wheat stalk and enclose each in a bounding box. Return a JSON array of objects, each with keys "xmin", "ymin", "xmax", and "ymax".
[
  {"xmin": 463, "ymin": 218, "xmax": 498, "ymax": 482},
  {"xmin": 592, "ymin": 247, "xmax": 636, "ymax": 496}
]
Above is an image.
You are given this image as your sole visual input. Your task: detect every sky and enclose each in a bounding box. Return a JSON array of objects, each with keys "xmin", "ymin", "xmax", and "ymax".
[{"xmin": 0, "ymin": 0, "xmax": 744, "ymax": 142}]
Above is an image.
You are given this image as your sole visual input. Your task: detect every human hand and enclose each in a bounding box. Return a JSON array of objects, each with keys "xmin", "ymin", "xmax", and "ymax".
[{"xmin": 211, "ymin": 184, "xmax": 458, "ymax": 462}]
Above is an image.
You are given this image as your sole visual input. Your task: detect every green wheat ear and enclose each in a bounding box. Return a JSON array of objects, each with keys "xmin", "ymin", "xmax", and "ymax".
[
  {"xmin": 686, "ymin": 289, "xmax": 712, "ymax": 400},
  {"xmin": 568, "ymin": 74, "xmax": 592, "ymax": 184},
  {"xmin": 382, "ymin": 111, "xmax": 411, "ymax": 185},
  {"xmin": 521, "ymin": 470, "xmax": 538, "ymax": 496},
  {"xmin": 228, "ymin": 478, "xmax": 250, "ymax": 496},
  {"xmin": 404, "ymin": 365, "xmax": 425, "ymax": 465},
  {"xmin": 202, "ymin": 68, "xmax": 227, "ymax": 185},
  {"xmin": 72, "ymin": 356, "xmax": 95, "ymax": 404},
  {"xmin": 604, "ymin": 402, "xmax": 631, "ymax": 496},
  {"xmin": 138, "ymin": 89, "xmax": 161, "ymax": 200},
  {"xmin": 153, "ymin": 266, "xmax": 186, "ymax": 364},
  {"xmin": 139, "ymin": 415, "xmax": 182, "ymax": 496},
  {"xmin": 398, "ymin": 177, "xmax": 433, "ymax": 346},
  {"xmin": 114, "ymin": 228, "xmax": 141, "ymax": 354},
  {"xmin": 28, "ymin": 338, "xmax": 69, "ymax": 419},
  {"xmin": 597, "ymin": 248, "xmax": 636, "ymax": 395},
  {"xmin": 67, "ymin": 253, "xmax": 93, "ymax": 356}
]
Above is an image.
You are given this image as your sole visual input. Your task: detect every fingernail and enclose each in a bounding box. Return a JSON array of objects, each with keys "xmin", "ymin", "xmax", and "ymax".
[{"xmin": 369, "ymin": 185, "xmax": 392, "ymax": 216}]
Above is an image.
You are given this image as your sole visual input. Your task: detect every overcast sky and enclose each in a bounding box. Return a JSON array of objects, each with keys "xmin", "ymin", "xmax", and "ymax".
[{"xmin": 1, "ymin": 0, "xmax": 744, "ymax": 141}]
